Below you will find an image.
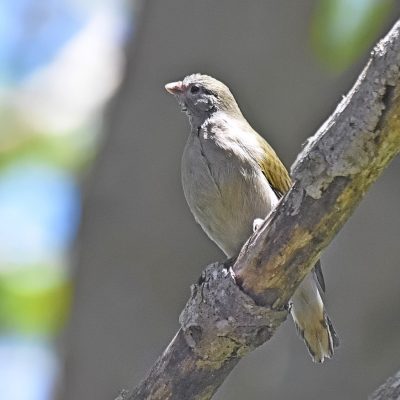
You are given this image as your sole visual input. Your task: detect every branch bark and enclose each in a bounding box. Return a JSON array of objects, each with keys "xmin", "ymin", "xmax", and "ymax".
[
  {"xmin": 369, "ymin": 370, "xmax": 400, "ymax": 400},
  {"xmin": 124, "ymin": 20, "xmax": 400, "ymax": 400}
]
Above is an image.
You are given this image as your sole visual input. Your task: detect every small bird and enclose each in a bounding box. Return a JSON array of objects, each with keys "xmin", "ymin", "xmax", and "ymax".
[{"xmin": 165, "ymin": 73, "xmax": 338, "ymax": 362}]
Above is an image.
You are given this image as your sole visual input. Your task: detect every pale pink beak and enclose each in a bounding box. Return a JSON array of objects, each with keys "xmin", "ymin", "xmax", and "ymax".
[{"xmin": 165, "ymin": 81, "xmax": 185, "ymax": 95}]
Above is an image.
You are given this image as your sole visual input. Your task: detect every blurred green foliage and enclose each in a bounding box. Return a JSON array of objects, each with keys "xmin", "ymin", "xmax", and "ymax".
[
  {"xmin": 0, "ymin": 265, "xmax": 71, "ymax": 334},
  {"xmin": 0, "ymin": 112, "xmax": 97, "ymax": 173},
  {"xmin": 0, "ymin": 112, "xmax": 95, "ymax": 336},
  {"xmin": 311, "ymin": 0, "xmax": 394, "ymax": 71}
]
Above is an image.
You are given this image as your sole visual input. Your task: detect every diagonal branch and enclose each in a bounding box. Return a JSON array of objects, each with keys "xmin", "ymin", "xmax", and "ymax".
[
  {"xmin": 123, "ymin": 19, "xmax": 400, "ymax": 400},
  {"xmin": 369, "ymin": 369, "xmax": 400, "ymax": 400}
]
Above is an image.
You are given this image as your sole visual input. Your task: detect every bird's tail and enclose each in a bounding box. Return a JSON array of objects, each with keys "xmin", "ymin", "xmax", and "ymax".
[{"xmin": 291, "ymin": 273, "xmax": 339, "ymax": 363}]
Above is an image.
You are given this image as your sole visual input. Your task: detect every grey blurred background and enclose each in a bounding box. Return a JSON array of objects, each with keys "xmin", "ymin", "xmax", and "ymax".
[{"xmin": 60, "ymin": 1, "xmax": 400, "ymax": 399}]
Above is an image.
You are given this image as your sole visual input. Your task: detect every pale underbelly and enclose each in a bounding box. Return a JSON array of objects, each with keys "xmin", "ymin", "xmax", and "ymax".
[
  {"xmin": 186, "ymin": 174, "xmax": 277, "ymax": 257},
  {"xmin": 182, "ymin": 133, "xmax": 278, "ymax": 257}
]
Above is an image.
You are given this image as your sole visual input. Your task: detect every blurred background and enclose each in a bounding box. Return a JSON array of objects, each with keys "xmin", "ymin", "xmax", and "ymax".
[{"xmin": 0, "ymin": 1, "xmax": 399, "ymax": 399}]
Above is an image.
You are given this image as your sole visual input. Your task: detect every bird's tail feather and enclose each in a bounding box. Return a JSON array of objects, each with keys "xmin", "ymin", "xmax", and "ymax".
[
  {"xmin": 293, "ymin": 310, "xmax": 339, "ymax": 363},
  {"xmin": 291, "ymin": 273, "xmax": 339, "ymax": 363}
]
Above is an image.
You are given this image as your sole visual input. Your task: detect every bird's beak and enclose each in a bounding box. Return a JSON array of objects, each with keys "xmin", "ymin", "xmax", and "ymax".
[{"xmin": 165, "ymin": 81, "xmax": 185, "ymax": 95}]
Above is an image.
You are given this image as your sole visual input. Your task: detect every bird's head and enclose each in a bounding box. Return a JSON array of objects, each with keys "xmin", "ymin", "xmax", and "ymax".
[{"xmin": 165, "ymin": 74, "xmax": 241, "ymax": 126}]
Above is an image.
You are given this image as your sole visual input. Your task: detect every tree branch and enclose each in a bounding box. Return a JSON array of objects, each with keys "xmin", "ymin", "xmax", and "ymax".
[
  {"xmin": 123, "ymin": 20, "xmax": 400, "ymax": 400},
  {"xmin": 369, "ymin": 370, "xmax": 400, "ymax": 400}
]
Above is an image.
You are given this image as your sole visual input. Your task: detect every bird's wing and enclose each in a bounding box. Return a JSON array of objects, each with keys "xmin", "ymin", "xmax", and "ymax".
[
  {"xmin": 257, "ymin": 139, "xmax": 292, "ymax": 199},
  {"xmin": 256, "ymin": 135, "xmax": 326, "ymax": 292},
  {"xmin": 313, "ymin": 260, "xmax": 326, "ymax": 293}
]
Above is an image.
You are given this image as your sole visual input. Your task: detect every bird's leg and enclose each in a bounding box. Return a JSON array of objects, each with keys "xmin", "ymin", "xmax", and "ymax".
[{"xmin": 252, "ymin": 217, "xmax": 265, "ymax": 232}]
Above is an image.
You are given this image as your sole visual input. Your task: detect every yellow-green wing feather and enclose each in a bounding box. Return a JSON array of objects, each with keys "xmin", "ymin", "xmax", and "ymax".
[
  {"xmin": 257, "ymin": 136, "xmax": 327, "ymax": 293},
  {"xmin": 258, "ymin": 139, "xmax": 292, "ymax": 198}
]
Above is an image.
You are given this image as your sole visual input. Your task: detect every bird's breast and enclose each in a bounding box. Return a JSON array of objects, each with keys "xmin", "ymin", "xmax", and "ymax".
[{"xmin": 181, "ymin": 131, "xmax": 278, "ymax": 257}]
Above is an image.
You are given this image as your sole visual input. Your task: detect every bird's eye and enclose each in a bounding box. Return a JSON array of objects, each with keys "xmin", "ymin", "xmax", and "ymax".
[{"xmin": 190, "ymin": 85, "xmax": 200, "ymax": 94}]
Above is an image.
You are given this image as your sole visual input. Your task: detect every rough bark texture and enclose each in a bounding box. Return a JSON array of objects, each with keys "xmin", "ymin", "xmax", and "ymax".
[
  {"xmin": 233, "ymin": 22, "xmax": 400, "ymax": 306},
  {"xmin": 128, "ymin": 263, "xmax": 287, "ymax": 399},
  {"xmin": 125, "ymin": 20, "xmax": 400, "ymax": 400},
  {"xmin": 370, "ymin": 370, "xmax": 400, "ymax": 400}
]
